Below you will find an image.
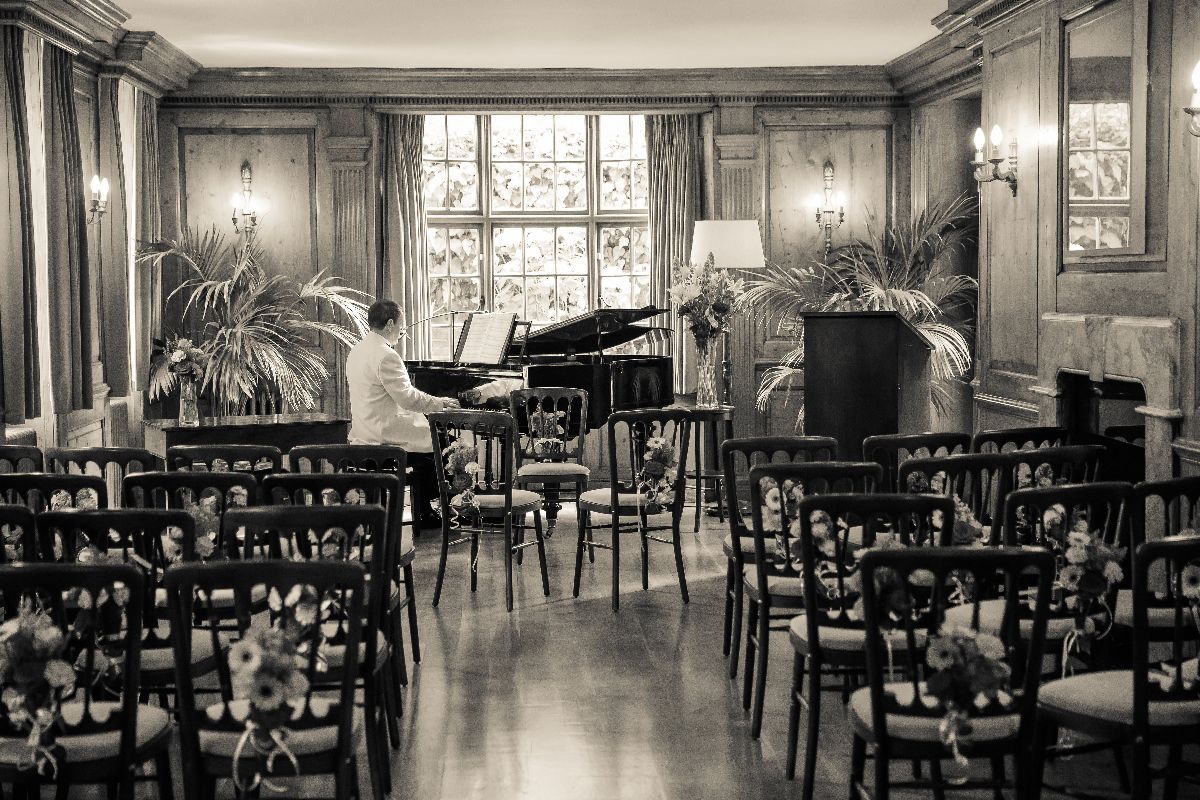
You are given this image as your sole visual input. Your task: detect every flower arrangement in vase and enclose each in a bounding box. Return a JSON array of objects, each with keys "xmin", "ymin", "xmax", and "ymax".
[
  {"xmin": 636, "ymin": 437, "xmax": 678, "ymax": 515},
  {"xmin": 923, "ymin": 626, "xmax": 1012, "ymax": 769},
  {"xmin": 668, "ymin": 254, "xmax": 745, "ymax": 407},
  {"xmin": 162, "ymin": 337, "xmax": 208, "ymax": 428},
  {"xmin": 441, "ymin": 440, "xmax": 483, "ymax": 524}
]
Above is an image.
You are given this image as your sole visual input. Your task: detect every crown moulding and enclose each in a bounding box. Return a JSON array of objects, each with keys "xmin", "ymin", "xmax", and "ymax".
[
  {"xmin": 105, "ymin": 30, "xmax": 201, "ymax": 95},
  {"xmin": 0, "ymin": 0, "xmax": 127, "ymax": 56}
]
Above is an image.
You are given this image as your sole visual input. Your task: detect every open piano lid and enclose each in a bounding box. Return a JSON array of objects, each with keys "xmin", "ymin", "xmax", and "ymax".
[{"xmin": 512, "ymin": 306, "xmax": 670, "ymax": 356}]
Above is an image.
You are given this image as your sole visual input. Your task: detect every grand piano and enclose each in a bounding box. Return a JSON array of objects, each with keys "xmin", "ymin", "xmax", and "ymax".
[{"xmin": 407, "ymin": 306, "xmax": 674, "ymax": 430}]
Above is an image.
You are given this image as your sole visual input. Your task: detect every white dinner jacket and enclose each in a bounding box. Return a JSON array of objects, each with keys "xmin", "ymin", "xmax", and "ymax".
[{"xmin": 345, "ymin": 331, "xmax": 444, "ymax": 453}]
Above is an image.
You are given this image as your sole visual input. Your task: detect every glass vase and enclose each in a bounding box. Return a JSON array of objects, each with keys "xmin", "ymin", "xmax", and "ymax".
[
  {"xmin": 694, "ymin": 336, "xmax": 720, "ymax": 408},
  {"xmin": 178, "ymin": 377, "xmax": 200, "ymax": 428}
]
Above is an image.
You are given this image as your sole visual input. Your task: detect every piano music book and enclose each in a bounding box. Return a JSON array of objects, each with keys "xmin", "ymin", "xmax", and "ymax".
[{"xmin": 454, "ymin": 312, "xmax": 518, "ymax": 365}]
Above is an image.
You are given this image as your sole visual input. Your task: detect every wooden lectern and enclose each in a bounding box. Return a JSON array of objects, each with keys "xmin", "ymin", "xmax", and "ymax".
[{"xmin": 800, "ymin": 311, "xmax": 932, "ymax": 460}]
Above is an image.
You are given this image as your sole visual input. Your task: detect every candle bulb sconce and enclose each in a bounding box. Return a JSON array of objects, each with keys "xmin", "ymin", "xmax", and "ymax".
[
  {"xmin": 231, "ymin": 161, "xmax": 258, "ymax": 238},
  {"xmin": 810, "ymin": 161, "xmax": 845, "ymax": 255},
  {"xmin": 1184, "ymin": 60, "xmax": 1200, "ymax": 137},
  {"xmin": 86, "ymin": 174, "xmax": 109, "ymax": 225},
  {"xmin": 970, "ymin": 125, "xmax": 1018, "ymax": 196}
]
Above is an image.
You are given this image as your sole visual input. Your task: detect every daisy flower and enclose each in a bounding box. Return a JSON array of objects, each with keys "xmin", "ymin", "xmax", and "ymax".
[
  {"xmin": 249, "ymin": 676, "xmax": 286, "ymax": 712},
  {"xmin": 976, "ymin": 633, "xmax": 1005, "ymax": 661},
  {"xmin": 229, "ymin": 638, "xmax": 263, "ymax": 674},
  {"xmin": 1060, "ymin": 564, "xmax": 1084, "ymax": 592},
  {"xmin": 1102, "ymin": 561, "xmax": 1124, "ymax": 584},
  {"xmin": 764, "ymin": 487, "xmax": 781, "ymax": 512},
  {"xmin": 43, "ymin": 659, "xmax": 74, "ymax": 689},
  {"xmin": 1181, "ymin": 565, "xmax": 1200, "ymax": 599},
  {"xmin": 926, "ymin": 637, "xmax": 958, "ymax": 671},
  {"xmin": 1065, "ymin": 545, "xmax": 1088, "ymax": 565}
]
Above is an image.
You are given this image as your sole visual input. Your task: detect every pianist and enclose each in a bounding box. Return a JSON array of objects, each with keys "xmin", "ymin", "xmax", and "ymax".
[{"xmin": 347, "ymin": 300, "xmax": 461, "ymax": 527}]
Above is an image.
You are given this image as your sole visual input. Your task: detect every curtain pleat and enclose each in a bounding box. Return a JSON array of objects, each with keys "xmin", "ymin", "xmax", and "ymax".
[
  {"xmin": 646, "ymin": 114, "xmax": 702, "ymax": 394},
  {"xmin": 98, "ymin": 77, "xmax": 130, "ymax": 396},
  {"xmin": 43, "ymin": 43, "xmax": 92, "ymax": 411},
  {"xmin": 378, "ymin": 113, "xmax": 430, "ymax": 361},
  {"xmin": 0, "ymin": 27, "xmax": 39, "ymax": 422},
  {"xmin": 132, "ymin": 89, "xmax": 161, "ymax": 391}
]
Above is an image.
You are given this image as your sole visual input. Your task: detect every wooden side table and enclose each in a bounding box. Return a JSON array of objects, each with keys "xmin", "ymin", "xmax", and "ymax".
[{"xmin": 672, "ymin": 403, "xmax": 735, "ymax": 533}]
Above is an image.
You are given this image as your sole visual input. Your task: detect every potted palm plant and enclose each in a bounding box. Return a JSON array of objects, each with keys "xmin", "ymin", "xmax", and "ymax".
[
  {"xmin": 739, "ymin": 194, "xmax": 977, "ymax": 428},
  {"xmin": 138, "ymin": 227, "xmax": 369, "ymax": 419}
]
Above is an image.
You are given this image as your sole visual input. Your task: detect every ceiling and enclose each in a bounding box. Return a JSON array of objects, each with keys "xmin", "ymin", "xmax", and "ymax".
[{"xmin": 115, "ymin": 0, "xmax": 947, "ymax": 70}]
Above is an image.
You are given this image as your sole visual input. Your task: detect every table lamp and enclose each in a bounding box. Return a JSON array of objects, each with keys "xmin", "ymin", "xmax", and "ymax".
[{"xmin": 688, "ymin": 220, "xmax": 766, "ymax": 404}]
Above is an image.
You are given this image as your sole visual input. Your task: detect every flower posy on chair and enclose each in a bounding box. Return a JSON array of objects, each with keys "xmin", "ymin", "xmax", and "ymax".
[
  {"xmin": 636, "ymin": 437, "xmax": 678, "ymax": 515},
  {"xmin": 923, "ymin": 626, "xmax": 1012, "ymax": 769},
  {"xmin": 668, "ymin": 254, "xmax": 745, "ymax": 407},
  {"xmin": 442, "ymin": 440, "xmax": 483, "ymax": 523}
]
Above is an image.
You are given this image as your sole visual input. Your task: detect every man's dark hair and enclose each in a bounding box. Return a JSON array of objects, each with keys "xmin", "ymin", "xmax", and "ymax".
[{"xmin": 367, "ymin": 299, "xmax": 402, "ymax": 330}]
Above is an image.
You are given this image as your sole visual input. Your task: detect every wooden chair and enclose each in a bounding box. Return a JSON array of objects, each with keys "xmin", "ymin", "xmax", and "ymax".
[
  {"xmin": 576, "ymin": 409, "xmax": 691, "ymax": 612},
  {"xmin": 123, "ymin": 471, "xmax": 258, "ymax": 562},
  {"xmin": 217, "ymin": 505, "xmax": 393, "ymax": 799},
  {"xmin": 165, "ymin": 560, "xmax": 369, "ymax": 800},
  {"xmin": 428, "ymin": 410, "xmax": 547, "ymax": 612},
  {"xmin": 720, "ymin": 435, "xmax": 838, "ymax": 680},
  {"xmin": 46, "ymin": 447, "xmax": 161, "ymax": 507},
  {"xmin": 166, "ymin": 444, "xmax": 283, "ymax": 475},
  {"xmin": 898, "ymin": 452, "xmax": 1013, "ymax": 544},
  {"xmin": 0, "ymin": 473, "xmax": 107, "ymax": 518},
  {"xmin": 283, "ymin": 445, "xmax": 420, "ymax": 685},
  {"xmin": 776, "ymin": 491, "xmax": 951, "ymax": 797},
  {"xmin": 0, "ymin": 562, "xmax": 173, "ymax": 799},
  {"xmin": 862, "ymin": 432, "xmax": 971, "ymax": 492},
  {"xmin": 1006, "ymin": 443, "xmax": 1105, "ymax": 489},
  {"xmin": 35, "ymin": 509, "xmax": 212, "ymax": 707},
  {"xmin": 1033, "ymin": 534, "xmax": 1200, "ymax": 798},
  {"xmin": 742, "ymin": 461, "xmax": 884, "ymax": 740},
  {"xmin": 0, "ymin": 444, "xmax": 44, "ymax": 473},
  {"xmin": 262, "ymin": 472, "xmax": 409, "ymax": 748},
  {"xmin": 852, "ymin": 546, "xmax": 1055, "ymax": 800},
  {"xmin": 0, "ymin": 504, "xmax": 37, "ymax": 562},
  {"xmin": 972, "ymin": 426, "xmax": 1070, "ymax": 453},
  {"xmin": 509, "ymin": 387, "xmax": 589, "ymax": 534}
]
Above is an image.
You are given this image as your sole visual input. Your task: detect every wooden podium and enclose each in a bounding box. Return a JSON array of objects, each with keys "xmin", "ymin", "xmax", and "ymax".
[{"xmin": 800, "ymin": 311, "xmax": 932, "ymax": 460}]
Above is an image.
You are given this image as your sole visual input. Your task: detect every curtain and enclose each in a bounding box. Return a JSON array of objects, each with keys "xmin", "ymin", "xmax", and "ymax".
[
  {"xmin": 646, "ymin": 114, "xmax": 702, "ymax": 394},
  {"xmin": 378, "ymin": 113, "xmax": 430, "ymax": 361},
  {"xmin": 132, "ymin": 89, "xmax": 160, "ymax": 391},
  {"xmin": 43, "ymin": 43, "xmax": 92, "ymax": 411},
  {"xmin": 0, "ymin": 26, "xmax": 39, "ymax": 422},
  {"xmin": 97, "ymin": 76, "xmax": 130, "ymax": 395}
]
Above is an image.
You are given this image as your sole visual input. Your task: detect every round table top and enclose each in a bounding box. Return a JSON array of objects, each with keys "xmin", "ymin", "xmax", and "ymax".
[{"xmin": 668, "ymin": 403, "xmax": 735, "ymax": 420}]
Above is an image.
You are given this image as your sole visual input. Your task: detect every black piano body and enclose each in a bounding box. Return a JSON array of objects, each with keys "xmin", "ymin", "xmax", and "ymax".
[{"xmin": 407, "ymin": 306, "xmax": 674, "ymax": 431}]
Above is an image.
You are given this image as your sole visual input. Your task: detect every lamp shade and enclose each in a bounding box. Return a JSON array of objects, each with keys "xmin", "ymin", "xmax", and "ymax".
[{"xmin": 689, "ymin": 220, "xmax": 766, "ymax": 270}]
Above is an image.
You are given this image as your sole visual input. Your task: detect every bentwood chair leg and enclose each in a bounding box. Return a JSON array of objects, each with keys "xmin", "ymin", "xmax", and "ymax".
[
  {"xmin": 403, "ymin": 563, "xmax": 421, "ymax": 663},
  {"xmin": 432, "ymin": 521, "xmax": 450, "ymax": 607},
  {"xmin": 470, "ymin": 533, "xmax": 480, "ymax": 594},
  {"xmin": 1111, "ymin": 745, "xmax": 1131, "ymax": 793},
  {"xmin": 873, "ymin": 741, "xmax": 891, "ymax": 800},
  {"xmin": 382, "ymin": 658, "xmax": 402, "ymax": 747},
  {"xmin": 1131, "ymin": 741, "xmax": 1153, "ymax": 800},
  {"xmin": 611, "ymin": 512, "xmax": 621, "ymax": 612},
  {"xmin": 1164, "ymin": 743, "xmax": 1183, "ymax": 800},
  {"xmin": 515, "ymin": 517, "xmax": 525, "ymax": 565},
  {"xmin": 693, "ymin": 420, "xmax": 703, "ymax": 534},
  {"xmin": 801, "ymin": 656, "xmax": 821, "ymax": 800},
  {"xmin": 392, "ymin": 610, "xmax": 409, "ymax": 688},
  {"xmin": 672, "ymin": 521, "xmax": 689, "ymax": 603},
  {"xmin": 715, "ymin": 475, "xmax": 725, "ymax": 523},
  {"xmin": 503, "ymin": 518, "xmax": 515, "ymax": 612},
  {"xmin": 154, "ymin": 749, "xmax": 173, "ymax": 800},
  {"xmin": 573, "ymin": 509, "xmax": 586, "ymax": 597},
  {"xmin": 534, "ymin": 509, "xmax": 550, "ymax": 596},
  {"xmin": 849, "ymin": 733, "xmax": 867, "ymax": 800},
  {"xmin": 728, "ymin": 570, "xmax": 744, "ymax": 679},
  {"xmin": 743, "ymin": 600, "xmax": 759, "ymax": 710},
  {"xmin": 929, "ymin": 759, "xmax": 946, "ymax": 800},
  {"xmin": 579, "ymin": 481, "xmax": 594, "ymax": 561},
  {"xmin": 640, "ymin": 522, "xmax": 650, "ymax": 591},
  {"xmin": 785, "ymin": 650, "xmax": 804, "ymax": 779},
  {"xmin": 989, "ymin": 755, "xmax": 1005, "ymax": 800},
  {"xmin": 722, "ymin": 559, "xmax": 735, "ymax": 656},
  {"xmin": 750, "ymin": 604, "xmax": 769, "ymax": 738}
]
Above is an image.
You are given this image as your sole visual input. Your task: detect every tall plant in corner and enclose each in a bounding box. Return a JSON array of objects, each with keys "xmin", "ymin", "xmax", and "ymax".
[
  {"xmin": 738, "ymin": 193, "xmax": 978, "ymax": 423},
  {"xmin": 138, "ymin": 227, "xmax": 370, "ymax": 415}
]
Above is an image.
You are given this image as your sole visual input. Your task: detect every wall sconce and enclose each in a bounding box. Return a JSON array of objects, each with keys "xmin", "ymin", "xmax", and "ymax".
[
  {"xmin": 971, "ymin": 125, "xmax": 1018, "ymax": 195},
  {"xmin": 1184, "ymin": 60, "xmax": 1200, "ymax": 137},
  {"xmin": 809, "ymin": 161, "xmax": 845, "ymax": 255},
  {"xmin": 86, "ymin": 174, "xmax": 109, "ymax": 224},
  {"xmin": 231, "ymin": 161, "xmax": 258, "ymax": 238}
]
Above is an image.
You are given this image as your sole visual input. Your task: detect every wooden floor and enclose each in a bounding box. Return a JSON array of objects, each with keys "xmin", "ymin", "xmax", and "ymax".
[{"xmin": 117, "ymin": 505, "xmax": 1181, "ymax": 798}]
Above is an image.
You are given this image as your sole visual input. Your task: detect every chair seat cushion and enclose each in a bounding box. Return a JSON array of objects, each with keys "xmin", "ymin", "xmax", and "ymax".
[
  {"xmin": 849, "ymin": 683, "xmax": 1020, "ymax": 743},
  {"xmin": 743, "ymin": 569, "xmax": 804, "ymax": 599},
  {"xmin": 0, "ymin": 702, "xmax": 170, "ymax": 765},
  {"xmin": 943, "ymin": 598, "xmax": 1087, "ymax": 641},
  {"xmin": 789, "ymin": 614, "xmax": 925, "ymax": 653},
  {"xmin": 476, "ymin": 490, "xmax": 542, "ymax": 515},
  {"xmin": 322, "ymin": 630, "xmax": 389, "ymax": 670},
  {"xmin": 578, "ymin": 489, "xmax": 668, "ymax": 515},
  {"xmin": 517, "ymin": 462, "xmax": 590, "ymax": 479},
  {"xmin": 1040, "ymin": 670, "xmax": 1200, "ymax": 727},
  {"xmin": 199, "ymin": 697, "xmax": 362, "ymax": 758},
  {"xmin": 723, "ymin": 534, "xmax": 756, "ymax": 560},
  {"xmin": 142, "ymin": 624, "xmax": 218, "ymax": 673},
  {"xmin": 1113, "ymin": 589, "xmax": 1181, "ymax": 628},
  {"xmin": 155, "ymin": 584, "xmax": 269, "ymax": 610}
]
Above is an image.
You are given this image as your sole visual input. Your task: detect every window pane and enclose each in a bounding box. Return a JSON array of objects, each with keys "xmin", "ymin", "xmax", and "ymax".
[
  {"xmin": 524, "ymin": 227, "xmax": 553, "ymax": 273},
  {"xmin": 631, "ymin": 276, "xmax": 651, "ymax": 307},
  {"xmin": 446, "ymin": 162, "xmax": 478, "ymax": 210},
  {"xmin": 600, "ymin": 226, "xmax": 633, "ymax": 274},
  {"xmin": 525, "ymin": 162, "xmax": 555, "ymax": 210},
  {"xmin": 491, "ymin": 115, "xmax": 522, "ymax": 161},
  {"xmin": 526, "ymin": 276, "xmax": 557, "ymax": 322},
  {"xmin": 447, "ymin": 228, "xmax": 480, "ymax": 275},
  {"xmin": 1094, "ymin": 103, "xmax": 1130, "ymax": 149},
  {"xmin": 523, "ymin": 115, "xmax": 554, "ymax": 160},
  {"xmin": 429, "ymin": 277, "xmax": 449, "ymax": 312},
  {"xmin": 423, "ymin": 162, "xmax": 447, "ymax": 210},
  {"xmin": 556, "ymin": 227, "xmax": 587, "ymax": 274},
  {"xmin": 629, "ymin": 115, "xmax": 647, "ymax": 159},
  {"xmin": 495, "ymin": 277, "xmax": 523, "ymax": 315},
  {"xmin": 600, "ymin": 115, "xmax": 631, "ymax": 159},
  {"xmin": 492, "ymin": 163, "xmax": 523, "ymax": 210},
  {"xmin": 1098, "ymin": 216, "xmax": 1130, "ymax": 249},
  {"xmin": 446, "ymin": 115, "xmax": 477, "ymax": 159},
  {"xmin": 556, "ymin": 116, "xmax": 586, "ymax": 160},
  {"xmin": 422, "ymin": 115, "xmax": 446, "ymax": 159},
  {"xmin": 428, "ymin": 228, "xmax": 448, "ymax": 276},
  {"xmin": 631, "ymin": 160, "xmax": 649, "ymax": 209},
  {"xmin": 1096, "ymin": 151, "xmax": 1129, "ymax": 199},
  {"xmin": 450, "ymin": 278, "xmax": 480, "ymax": 312},
  {"xmin": 630, "ymin": 225, "xmax": 650, "ymax": 273},
  {"xmin": 601, "ymin": 162, "xmax": 632, "ymax": 210},
  {"xmin": 556, "ymin": 162, "xmax": 587, "ymax": 210},
  {"xmin": 494, "ymin": 227, "xmax": 523, "ymax": 275},
  {"xmin": 558, "ymin": 276, "xmax": 588, "ymax": 317},
  {"xmin": 1068, "ymin": 152, "xmax": 1097, "ymax": 199},
  {"xmin": 601, "ymin": 277, "xmax": 632, "ymax": 308}
]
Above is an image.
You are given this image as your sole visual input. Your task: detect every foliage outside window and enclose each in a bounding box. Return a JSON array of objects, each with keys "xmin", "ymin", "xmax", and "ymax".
[{"xmin": 422, "ymin": 114, "xmax": 650, "ymax": 360}]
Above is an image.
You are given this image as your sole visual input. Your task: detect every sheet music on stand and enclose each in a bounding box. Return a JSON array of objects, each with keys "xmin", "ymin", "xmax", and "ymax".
[{"xmin": 454, "ymin": 312, "xmax": 518, "ymax": 365}]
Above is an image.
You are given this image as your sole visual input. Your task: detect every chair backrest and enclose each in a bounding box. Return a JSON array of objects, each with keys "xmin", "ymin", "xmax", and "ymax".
[
  {"xmin": 605, "ymin": 410, "xmax": 692, "ymax": 519},
  {"xmin": 166, "ymin": 444, "xmax": 283, "ymax": 474},
  {"xmin": 1129, "ymin": 536, "xmax": 1200, "ymax": 735},
  {"xmin": 859, "ymin": 546, "xmax": 1055, "ymax": 747},
  {"xmin": 898, "ymin": 452, "xmax": 1011, "ymax": 541},
  {"xmin": 0, "ymin": 445, "xmax": 44, "ymax": 473},
  {"xmin": 972, "ymin": 426, "xmax": 1070, "ymax": 454},
  {"xmin": 0, "ymin": 473, "xmax": 107, "ymax": 513},
  {"xmin": 0, "ymin": 505, "xmax": 37, "ymax": 563},
  {"xmin": 123, "ymin": 471, "xmax": 257, "ymax": 560},
  {"xmin": 427, "ymin": 410, "xmax": 518, "ymax": 514},
  {"xmin": 862, "ymin": 432, "xmax": 971, "ymax": 492},
  {"xmin": 287, "ymin": 443, "xmax": 407, "ymax": 475},
  {"xmin": 1127, "ymin": 475, "xmax": 1200, "ymax": 551},
  {"xmin": 220, "ymin": 505, "xmax": 387, "ymax": 672},
  {"xmin": 1103, "ymin": 425, "xmax": 1146, "ymax": 445},
  {"xmin": 46, "ymin": 447, "xmax": 163, "ymax": 509},
  {"xmin": 165, "ymin": 560, "xmax": 363, "ymax": 787},
  {"xmin": 721, "ymin": 436, "xmax": 839, "ymax": 568},
  {"xmin": 36, "ymin": 509, "xmax": 194, "ymax": 639},
  {"xmin": 508, "ymin": 387, "xmax": 588, "ymax": 464},
  {"xmin": 262, "ymin": 472, "xmax": 407, "ymax": 568},
  {"xmin": 0, "ymin": 562, "xmax": 145, "ymax": 766},
  {"xmin": 746, "ymin": 462, "xmax": 885, "ymax": 594},
  {"xmin": 1006, "ymin": 444, "xmax": 1105, "ymax": 488}
]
